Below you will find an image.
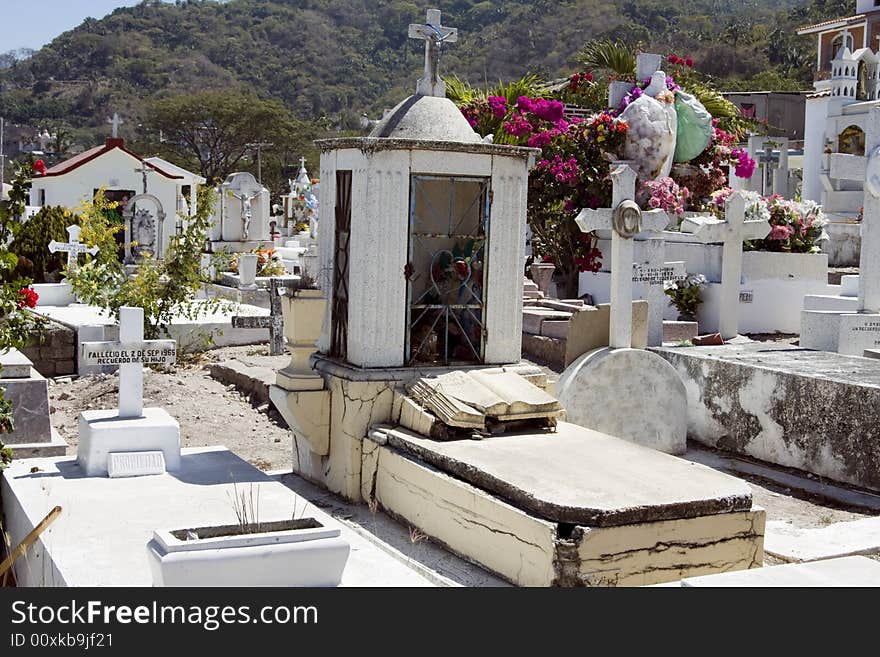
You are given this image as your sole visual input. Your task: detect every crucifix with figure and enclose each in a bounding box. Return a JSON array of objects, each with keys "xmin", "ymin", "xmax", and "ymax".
[
  {"xmin": 107, "ymin": 113, "xmax": 123, "ymax": 138},
  {"xmin": 576, "ymin": 164, "xmax": 670, "ymax": 349},
  {"xmin": 409, "ymin": 9, "xmax": 458, "ymax": 97},
  {"xmin": 134, "ymin": 160, "xmax": 156, "ymax": 194},
  {"xmin": 49, "ymin": 224, "xmax": 99, "ymax": 273}
]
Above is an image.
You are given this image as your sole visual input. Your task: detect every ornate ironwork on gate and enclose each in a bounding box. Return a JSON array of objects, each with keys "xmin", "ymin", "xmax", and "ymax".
[{"xmin": 406, "ymin": 175, "xmax": 490, "ymax": 366}]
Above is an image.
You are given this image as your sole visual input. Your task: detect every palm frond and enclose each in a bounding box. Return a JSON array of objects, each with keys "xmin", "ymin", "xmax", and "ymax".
[
  {"xmin": 443, "ymin": 76, "xmax": 481, "ymax": 104},
  {"xmin": 579, "ymin": 39, "xmax": 636, "ymax": 77}
]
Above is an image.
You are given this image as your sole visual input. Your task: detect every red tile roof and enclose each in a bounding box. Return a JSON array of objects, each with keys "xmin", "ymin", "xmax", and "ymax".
[
  {"xmin": 797, "ymin": 14, "xmax": 867, "ymax": 34},
  {"xmin": 40, "ymin": 138, "xmax": 183, "ymax": 179}
]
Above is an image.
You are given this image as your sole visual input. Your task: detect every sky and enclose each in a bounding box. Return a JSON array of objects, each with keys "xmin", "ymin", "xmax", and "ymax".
[{"xmin": 0, "ymin": 1, "xmax": 170, "ymax": 52}]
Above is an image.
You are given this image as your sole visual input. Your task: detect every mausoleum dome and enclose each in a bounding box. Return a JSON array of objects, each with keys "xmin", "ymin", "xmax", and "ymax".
[{"xmin": 369, "ymin": 95, "xmax": 481, "ymax": 143}]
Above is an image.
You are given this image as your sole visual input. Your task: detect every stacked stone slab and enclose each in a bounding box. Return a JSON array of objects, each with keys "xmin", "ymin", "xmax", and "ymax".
[
  {"xmin": 0, "ymin": 349, "xmax": 67, "ymax": 457},
  {"xmin": 21, "ymin": 319, "xmax": 76, "ymax": 377}
]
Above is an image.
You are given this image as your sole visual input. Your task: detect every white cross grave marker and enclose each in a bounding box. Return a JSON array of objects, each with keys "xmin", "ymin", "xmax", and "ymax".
[
  {"xmin": 679, "ymin": 193, "xmax": 771, "ymax": 339},
  {"xmin": 827, "ymin": 106, "xmax": 880, "ymax": 313},
  {"xmin": 80, "ymin": 307, "xmax": 176, "ymax": 418},
  {"xmin": 107, "ymin": 112, "xmax": 123, "ymax": 138},
  {"xmin": 576, "ymin": 164, "xmax": 670, "ymax": 349},
  {"xmin": 409, "ymin": 8, "xmax": 458, "ymax": 97},
  {"xmin": 48, "ymin": 224, "xmax": 98, "ymax": 272}
]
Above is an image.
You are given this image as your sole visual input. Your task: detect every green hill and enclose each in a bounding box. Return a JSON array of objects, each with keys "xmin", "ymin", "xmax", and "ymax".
[{"xmin": 0, "ymin": 0, "xmax": 853, "ymax": 135}]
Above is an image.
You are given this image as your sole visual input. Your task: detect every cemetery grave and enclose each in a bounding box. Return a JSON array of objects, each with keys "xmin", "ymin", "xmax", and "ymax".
[{"xmin": 7, "ymin": 5, "xmax": 880, "ymax": 590}]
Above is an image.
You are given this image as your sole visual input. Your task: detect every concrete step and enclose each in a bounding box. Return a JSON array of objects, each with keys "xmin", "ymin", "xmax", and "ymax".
[{"xmin": 9, "ymin": 427, "xmax": 68, "ymax": 459}]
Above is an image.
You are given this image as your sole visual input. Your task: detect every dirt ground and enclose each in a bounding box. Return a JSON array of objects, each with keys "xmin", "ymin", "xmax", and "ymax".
[
  {"xmin": 45, "ymin": 345, "xmax": 880, "ymax": 540},
  {"xmin": 48, "ymin": 347, "xmax": 292, "ymax": 472}
]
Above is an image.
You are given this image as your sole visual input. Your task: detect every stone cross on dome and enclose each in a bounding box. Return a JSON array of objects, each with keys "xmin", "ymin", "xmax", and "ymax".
[
  {"xmin": 408, "ymin": 8, "xmax": 458, "ymax": 97},
  {"xmin": 107, "ymin": 113, "xmax": 123, "ymax": 139}
]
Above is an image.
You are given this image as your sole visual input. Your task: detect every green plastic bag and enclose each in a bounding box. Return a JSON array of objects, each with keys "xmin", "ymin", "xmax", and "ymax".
[{"xmin": 673, "ymin": 91, "xmax": 713, "ymax": 163}]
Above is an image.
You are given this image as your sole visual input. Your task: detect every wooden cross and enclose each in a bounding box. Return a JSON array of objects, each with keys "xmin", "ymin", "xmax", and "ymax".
[
  {"xmin": 828, "ymin": 106, "xmax": 880, "ymax": 312},
  {"xmin": 107, "ymin": 113, "xmax": 123, "ymax": 138},
  {"xmin": 409, "ymin": 8, "xmax": 458, "ymax": 97},
  {"xmin": 232, "ymin": 278, "xmax": 299, "ymax": 355},
  {"xmin": 80, "ymin": 307, "xmax": 176, "ymax": 419},
  {"xmin": 576, "ymin": 164, "xmax": 670, "ymax": 349},
  {"xmin": 48, "ymin": 224, "xmax": 98, "ymax": 272},
  {"xmin": 680, "ymin": 193, "xmax": 771, "ymax": 339}
]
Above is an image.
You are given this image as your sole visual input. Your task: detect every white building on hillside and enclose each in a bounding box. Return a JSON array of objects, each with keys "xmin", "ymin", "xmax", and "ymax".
[
  {"xmin": 28, "ymin": 137, "xmax": 204, "ymax": 257},
  {"xmin": 799, "ymin": 0, "xmax": 880, "ymax": 264}
]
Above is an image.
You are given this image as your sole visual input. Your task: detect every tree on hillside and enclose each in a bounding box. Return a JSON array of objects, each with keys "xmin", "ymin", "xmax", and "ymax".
[{"xmin": 147, "ymin": 91, "xmax": 312, "ymax": 184}]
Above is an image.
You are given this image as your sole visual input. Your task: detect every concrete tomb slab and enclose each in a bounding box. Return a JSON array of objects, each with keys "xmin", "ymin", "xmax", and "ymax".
[
  {"xmin": 0, "ymin": 348, "xmax": 65, "ymax": 457},
  {"xmin": 373, "ymin": 422, "xmax": 750, "ymax": 527},
  {"xmin": 1, "ymin": 447, "xmax": 443, "ymax": 587},
  {"xmin": 78, "ymin": 408, "xmax": 181, "ymax": 477},
  {"xmin": 681, "ymin": 556, "xmax": 880, "ymax": 587},
  {"xmin": 0, "ymin": 348, "xmax": 36, "ymax": 379},
  {"xmin": 556, "ymin": 347, "xmax": 687, "ymax": 455}
]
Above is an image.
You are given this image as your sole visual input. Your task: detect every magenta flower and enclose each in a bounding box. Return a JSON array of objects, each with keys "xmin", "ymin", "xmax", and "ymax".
[
  {"xmin": 487, "ymin": 96, "xmax": 508, "ymax": 119},
  {"xmin": 732, "ymin": 148, "xmax": 756, "ymax": 179}
]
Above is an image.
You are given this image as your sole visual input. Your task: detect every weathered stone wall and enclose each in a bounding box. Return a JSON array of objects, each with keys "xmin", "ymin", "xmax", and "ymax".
[
  {"xmin": 656, "ymin": 344, "xmax": 880, "ymax": 491},
  {"xmin": 22, "ymin": 319, "xmax": 76, "ymax": 378}
]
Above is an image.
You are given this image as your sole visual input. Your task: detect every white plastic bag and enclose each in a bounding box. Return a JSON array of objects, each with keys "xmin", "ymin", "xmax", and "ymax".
[{"xmin": 620, "ymin": 92, "xmax": 677, "ymax": 181}]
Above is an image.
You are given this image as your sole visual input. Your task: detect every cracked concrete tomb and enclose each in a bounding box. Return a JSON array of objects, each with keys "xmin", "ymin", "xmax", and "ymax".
[
  {"xmin": 363, "ymin": 422, "xmax": 765, "ymax": 587},
  {"xmin": 656, "ymin": 342, "xmax": 880, "ymax": 491}
]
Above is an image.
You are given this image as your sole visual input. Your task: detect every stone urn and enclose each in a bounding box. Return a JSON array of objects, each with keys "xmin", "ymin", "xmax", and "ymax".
[
  {"xmin": 277, "ymin": 288, "xmax": 326, "ymax": 391},
  {"xmin": 237, "ymin": 253, "xmax": 258, "ymax": 290},
  {"xmin": 529, "ymin": 262, "xmax": 556, "ymax": 298}
]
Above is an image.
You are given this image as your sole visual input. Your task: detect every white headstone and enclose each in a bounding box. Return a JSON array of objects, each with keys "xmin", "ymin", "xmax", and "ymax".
[
  {"xmin": 679, "ymin": 193, "xmax": 771, "ymax": 339},
  {"xmin": 631, "ymin": 243, "xmax": 686, "ymax": 346},
  {"xmin": 48, "ymin": 224, "xmax": 99, "ymax": 272},
  {"xmin": 80, "ymin": 307, "xmax": 176, "ymax": 418},
  {"xmin": 575, "ymin": 164, "xmax": 670, "ymax": 349}
]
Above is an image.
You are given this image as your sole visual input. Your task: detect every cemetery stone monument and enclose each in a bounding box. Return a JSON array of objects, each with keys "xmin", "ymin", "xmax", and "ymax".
[
  {"xmin": 802, "ymin": 106, "xmax": 880, "ymax": 356},
  {"xmin": 678, "ymin": 192, "xmax": 771, "ymax": 340},
  {"xmin": 77, "ymin": 306, "xmax": 180, "ymax": 477},
  {"xmin": 557, "ymin": 164, "xmax": 688, "ymax": 455},
  {"xmin": 212, "ymin": 172, "xmax": 271, "ymax": 250}
]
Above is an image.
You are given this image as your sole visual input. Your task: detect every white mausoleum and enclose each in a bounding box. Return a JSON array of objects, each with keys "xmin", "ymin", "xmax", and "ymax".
[{"xmin": 28, "ymin": 137, "xmax": 204, "ymax": 257}]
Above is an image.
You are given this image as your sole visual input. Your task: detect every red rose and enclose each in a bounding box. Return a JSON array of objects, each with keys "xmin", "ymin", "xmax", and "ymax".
[
  {"xmin": 685, "ymin": 57, "xmax": 694, "ymax": 67},
  {"xmin": 18, "ymin": 287, "xmax": 38, "ymax": 309},
  {"xmin": 32, "ymin": 159, "xmax": 46, "ymax": 175}
]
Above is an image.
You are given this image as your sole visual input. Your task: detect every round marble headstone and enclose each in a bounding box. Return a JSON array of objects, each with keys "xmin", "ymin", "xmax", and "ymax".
[{"xmin": 556, "ymin": 347, "xmax": 687, "ymax": 455}]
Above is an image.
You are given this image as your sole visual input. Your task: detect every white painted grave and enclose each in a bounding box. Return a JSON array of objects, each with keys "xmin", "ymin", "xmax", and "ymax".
[
  {"xmin": 48, "ymin": 224, "xmax": 98, "ymax": 273},
  {"xmin": 632, "ymin": 244, "xmax": 686, "ymax": 346},
  {"xmin": 77, "ymin": 306, "xmax": 181, "ymax": 477},
  {"xmin": 803, "ymin": 106, "xmax": 880, "ymax": 356},
  {"xmin": 559, "ymin": 164, "xmax": 688, "ymax": 455},
  {"xmin": 679, "ymin": 193, "xmax": 771, "ymax": 340}
]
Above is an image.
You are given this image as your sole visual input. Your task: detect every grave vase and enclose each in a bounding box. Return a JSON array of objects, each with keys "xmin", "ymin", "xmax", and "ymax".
[
  {"xmin": 238, "ymin": 253, "xmax": 258, "ymax": 290},
  {"xmin": 530, "ymin": 262, "xmax": 556, "ymax": 298},
  {"xmin": 277, "ymin": 289, "xmax": 326, "ymax": 391}
]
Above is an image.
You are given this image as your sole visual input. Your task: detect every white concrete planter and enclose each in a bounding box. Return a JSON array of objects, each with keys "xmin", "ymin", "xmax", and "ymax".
[
  {"xmin": 147, "ymin": 518, "xmax": 350, "ymax": 587},
  {"xmin": 31, "ymin": 282, "xmax": 75, "ymax": 307}
]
